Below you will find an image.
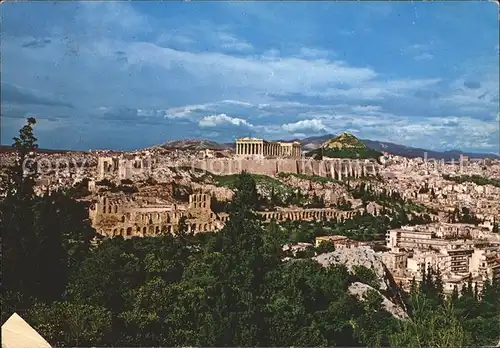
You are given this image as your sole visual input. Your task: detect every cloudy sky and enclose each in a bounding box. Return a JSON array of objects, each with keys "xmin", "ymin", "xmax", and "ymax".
[{"xmin": 1, "ymin": 2, "xmax": 499, "ymax": 152}]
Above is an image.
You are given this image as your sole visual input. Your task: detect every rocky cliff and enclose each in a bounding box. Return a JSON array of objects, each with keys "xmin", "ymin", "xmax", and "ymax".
[{"xmin": 314, "ymin": 246, "xmax": 409, "ymax": 319}]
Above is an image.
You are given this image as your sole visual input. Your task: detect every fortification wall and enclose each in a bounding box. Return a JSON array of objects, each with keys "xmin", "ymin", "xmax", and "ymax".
[
  {"xmin": 190, "ymin": 158, "xmax": 378, "ymax": 179},
  {"xmin": 277, "ymin": 159, "xmax": 299, "ymax": 174}
]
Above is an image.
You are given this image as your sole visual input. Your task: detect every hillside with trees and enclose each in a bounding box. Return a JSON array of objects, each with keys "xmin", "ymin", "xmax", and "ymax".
[{"xmin": 306, "ymin": 132, "xmax": 383, "ymax": 160}]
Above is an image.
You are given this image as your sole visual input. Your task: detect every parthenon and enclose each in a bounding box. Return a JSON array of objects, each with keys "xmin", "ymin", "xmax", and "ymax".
[{"xmin": 236, "ymin": 137, "xmax": 301, "ymax": 158}]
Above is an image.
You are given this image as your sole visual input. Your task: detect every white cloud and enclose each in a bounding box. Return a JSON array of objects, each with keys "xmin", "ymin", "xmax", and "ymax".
[
  {"xmin": 402, "ymin": 43, "xmax": 435, "ymax": 62},
  {"xmin": 282, "ymin": 119, "xmax": 329, "ymax": 133},
  {"xmin": 198, "ymin": 113, "xmax": 253, "ymax": 128},
  {"xmin": 156, "ymin": 21, "xmax": 253, "ymax": 52},
  {"xmin": 298, "ymin": 47, "xmax": 332, "ymax": 59},
  {"xmin": 414, "ymin": 53, "xmax": 434, "ymax": 61},
  {"xmin": 217, "ymin": 32, "xmax": 253, "ymax": 51},
  {"xmin": 166, "ymin": 104, "xmax": 211, "ymax": 119},
  {"xmin": 304, "ymin": 78, "xmax": 440, "ymax": 100}
]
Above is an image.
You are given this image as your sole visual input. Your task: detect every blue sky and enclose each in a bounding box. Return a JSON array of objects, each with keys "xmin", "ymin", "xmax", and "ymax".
[{"xmin": 1, "ymin": 1, "xmax": 499, "ymax": 153}]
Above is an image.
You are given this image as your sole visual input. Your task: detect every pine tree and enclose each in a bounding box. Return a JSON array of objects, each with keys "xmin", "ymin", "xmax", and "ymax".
[
  {"xmin": 212, "ymin": 172, "xmax": 273, "ymax": 345},
  {"xmin": 492, "ymin": 220, "xmax": 499, "ymax": 233},
  {"xmin": 434, "ymin": 267, "xmax": 444, "ymax": 305},
  {"xmin": 451, "ymin": 285, "xmax": 459, "ymax": 303},
  {"xmin": 1, "ymin": 118, "xmax": 40, "ymax": 309}
]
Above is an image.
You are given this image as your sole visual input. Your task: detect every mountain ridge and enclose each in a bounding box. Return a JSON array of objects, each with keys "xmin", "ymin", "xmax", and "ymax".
[
  {"xmin": 300, "ymin": 134, "xmax": 500, "ymax": 161},
  {"xmin": 2, "ymin": 136, "xmax": 498, "ymax": 160}
]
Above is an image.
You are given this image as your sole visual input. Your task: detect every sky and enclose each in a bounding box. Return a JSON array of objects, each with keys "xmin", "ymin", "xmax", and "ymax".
[{"xmin": 1, "ymin": 1, "xmax": 499, "ymax": 153}]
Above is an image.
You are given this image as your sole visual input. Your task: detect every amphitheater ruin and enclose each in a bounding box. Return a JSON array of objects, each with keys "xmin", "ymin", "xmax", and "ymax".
[
  {"xmin": 89, "ymin": 192, "xmax": 364, "ymax": 238},
  {"xmin": 89, "ymin": 193, "xmax": 227, "ymax": 237}
]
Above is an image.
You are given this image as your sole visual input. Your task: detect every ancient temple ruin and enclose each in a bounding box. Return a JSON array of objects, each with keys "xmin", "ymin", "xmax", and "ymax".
[{"xmin": 235, "ymin": 137, "xmax": 302, "ymax": 158}]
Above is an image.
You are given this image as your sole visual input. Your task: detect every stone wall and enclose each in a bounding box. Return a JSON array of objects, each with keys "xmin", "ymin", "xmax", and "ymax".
[
  {"xmin": 258, "ymin": 207, "xmax": 358, "ymax": 223},
  {"xmin": 190, "ymin": 158, "xmax": 379, "ymax": 180}
]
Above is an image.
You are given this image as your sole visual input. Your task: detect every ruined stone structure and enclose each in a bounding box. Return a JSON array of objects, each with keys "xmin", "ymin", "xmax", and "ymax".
[
  {"xmin": 89, "ymin": 193, "xmax": 227, "ymax": 237},
  {"xmin": 89, "ymin": 190, "xmax": 365, "ymax": 238},
  {"xmin": 236, "ymin": 137, "xmax": 301, "ymax": 158},
  {"xmin": 259, "ymin": 207, "xmax": 358, "ymax": 222},
  {"xmin": 191, "ymin": 158, "xmax": 379, "ymax": 180}
]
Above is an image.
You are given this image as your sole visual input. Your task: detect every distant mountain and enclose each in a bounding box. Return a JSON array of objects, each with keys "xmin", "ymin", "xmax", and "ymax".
[
  {"xmin": 162, "ymin": 139, "xmax": 230, "ymax": 151},
  {"xmin": 306, "ymin": 133, "xmax": 383, "ymax": 160},
  {"xmin": 301, "ymin": 134, "xmax": 500, "ymax": 161}
]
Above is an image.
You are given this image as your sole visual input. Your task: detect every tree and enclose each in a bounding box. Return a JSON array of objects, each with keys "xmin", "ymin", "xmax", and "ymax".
[
  {"xmin": 27, "ymin": 301, "xmax": 113, "ymax": 347},
  {"xmin": 492, "ymin": 220, "xmax": 499, "ymax": 233},
  {"xmin": 1, "ymin": 118, "xmax": 95, "ymax": 323},
  {"xmin": 209, "ymin": 172, "xmax": 273, "ymax": 345},
  {"xmin": 1, "ymin": 118, "xmax": 41, "ymax": 316},
  {"xmin": 1, "ymin": 117, "xmax": 39, "ymax": 199}
]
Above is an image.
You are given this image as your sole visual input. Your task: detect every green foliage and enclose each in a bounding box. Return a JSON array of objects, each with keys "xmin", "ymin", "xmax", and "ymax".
[
  {"xmin": 316, "ymin": 241, "xmax": 335, "ymax": 254},
  {"xmin": 27, "ymin": 301, "xmax": 113, "ymax": 347},
  {"xmin": 336, "ymin": 196, "xmax": 353, "ymax": 210},
  {"xmin": 443, "ymin": 174, "xmax": 500, "ymax": 188},
  {"xmin": 493, "ymin": 222, "xmax": 499, "ymax": 233},
  {"xmin": 353, "ymin": 266, "xmax": 380, "ymax": 289},
  {"xmin": 390, "ymin": 298, "xmax": 472, "ymax": 348},
  {"xmin": 306, "ymin": 147, "xmax": 383, "ymax": 160},
  {"xmin": 64, "ymin": 178, "xmax": 91, "ymax": 198},
  {"xmin": 1, "ymin": 118, "xmax": 95, "ymax": 323},
  {"xmin": 277, "ymin": 172, "xmax": 340, "ymax": 184},
  {"xmin": 448, "ymin": 206, "xmax": 482, "ymax": 225},
  {"xmin": 95, "ymin": 179, "xmax": 114, "ymax": 187}
]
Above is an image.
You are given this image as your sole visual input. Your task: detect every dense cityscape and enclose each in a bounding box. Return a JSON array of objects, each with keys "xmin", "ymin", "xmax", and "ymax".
[
  {"xmin": 1, "ymin": 118, "xmax": 500, "ymax": 346},
  {"xmin": 1, "ymin": 1, "xmax": 499, "ymax": 347}
]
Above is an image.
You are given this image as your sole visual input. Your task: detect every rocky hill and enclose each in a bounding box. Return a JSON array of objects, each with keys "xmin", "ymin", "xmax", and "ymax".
[
  {"xmin": 322, "ymin": 132, "xmax": 368, "ymax": 150},
  {"xmin": 306, "ymin": 133, "xmax": 383, "ymax": 160},
  {"xmin": 301, "ymin": 134, "xmax": 500, "ymax": 161}
]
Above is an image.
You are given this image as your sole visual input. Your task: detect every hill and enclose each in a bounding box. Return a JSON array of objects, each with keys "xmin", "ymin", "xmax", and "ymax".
[
  {"xmin": 162, "ymin": 139, "xmax": 230, "ymax": 151},
  {"xmin": 306, "ymin": 133, "xmax": 383, "ymax": 160},
  {"xmin": 301, "ymin": 134, "xmax": 500, "ymax": 161},
  {"xmin": 322, "ymin": 132, "xmax": 366, "ymax": 149}
]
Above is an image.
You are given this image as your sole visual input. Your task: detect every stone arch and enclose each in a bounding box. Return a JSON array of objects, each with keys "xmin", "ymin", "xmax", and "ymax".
[
  {"xmin": 155, "ymin": 226, "xmax": 160, "ymax": 233},
  {"xmin": 120, "ymin": 228, "xmax": 124, "ymax": 236},
  {"xmin": 126, "ymin": 227, "xmax": 132, "ymax": 236},
  {"xmin": 148, "ymin": 226, "xmax": 154, "ymax": 234}
]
